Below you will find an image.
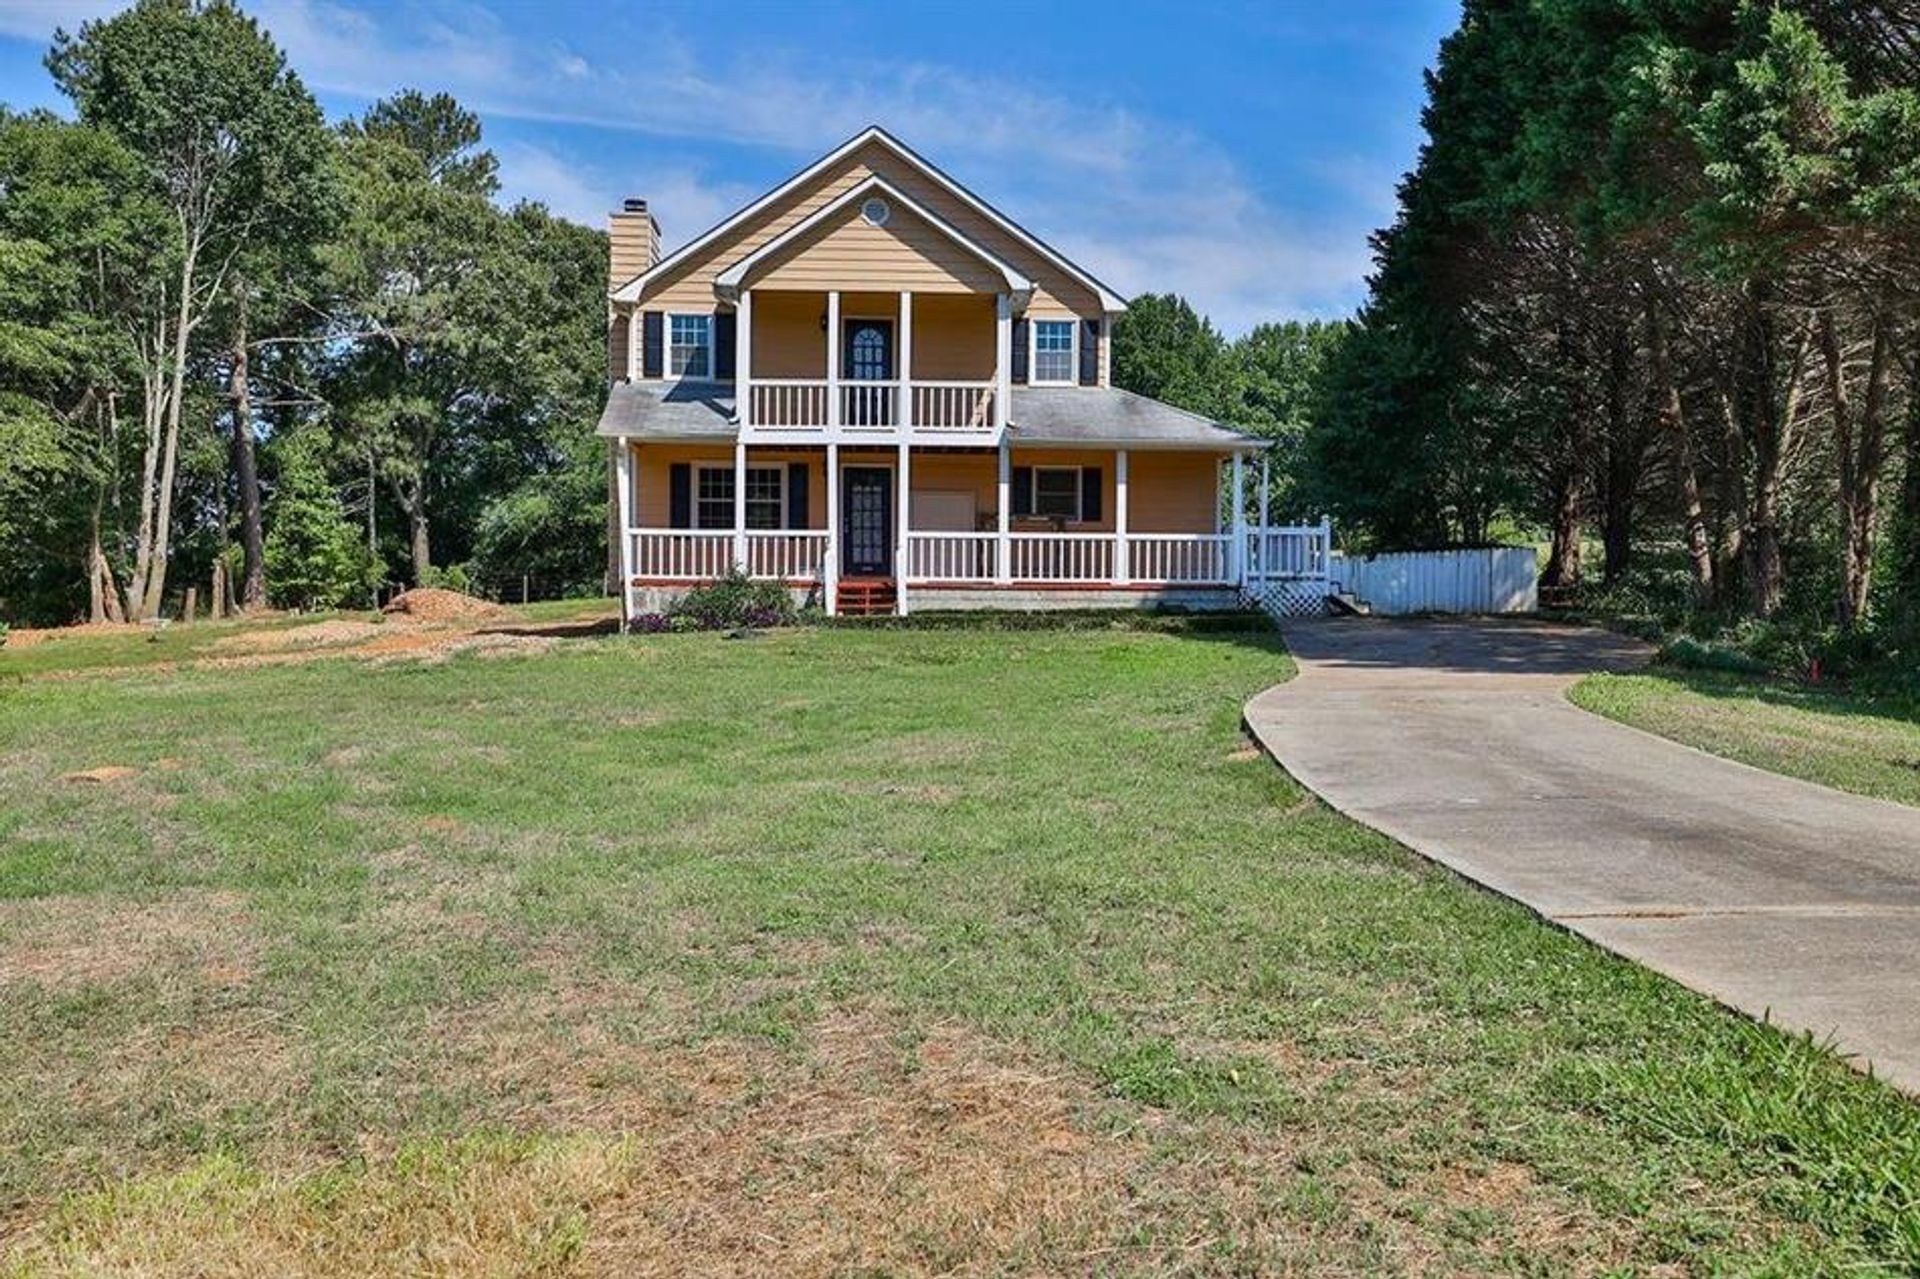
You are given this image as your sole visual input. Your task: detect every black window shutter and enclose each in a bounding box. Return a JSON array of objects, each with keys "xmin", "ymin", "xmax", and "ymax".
[
  {"xmin": 642, "ymin": 311, "xmax": 664, "ymax": 379},
  {"xmin": 668, "ymin": 463, "xmax": 691, "ymax": 528},
  {"xmin": 1079, "ymin": 319, "xmax": 1099, "ymax": 385},
  {"xmin": 713, "ymin": 312, "xmax": 737, "ymax": 380},
  {"xmin": 1010, "ymin": 318, "xmax": 1029, "ymax": 384},
  {"xmin": 1012, "ymin": 466, "xmax": 1033, "ymax": 517},
  {"xmin": 787, "ymin": 462, "xmax": 809, "ymax": 529},
  {"xmin": 1080, "ymin": 467, "xmax": 1103, "ymax": 522}
]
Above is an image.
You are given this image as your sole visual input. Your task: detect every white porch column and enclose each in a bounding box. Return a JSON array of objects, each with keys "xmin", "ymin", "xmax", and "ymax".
[
  {"xmin": 1114, "ymin": 449, "xmax": 1130, "ymax": 585},
  {"xmin": 736, "ymin": 290, "xmax": 753, "ymax": 431},
  {"xmin": 1257, "ymin": 454, "xmax": 1271, "ymax": 576},
  {"xmin": 996, "ymin": 438, "xmax": 1012, "ymax": 584},
  {"xmin": 733, "ymin": 440, "xmax": 748, "ymax": 572},
  {"xmin": 994, "ymin": 293, "xmax": 1012, "ymax": 430},
  {"xmin": 896, "ymin": 440, "xmax": 911, "ymax": 615},
  {"xmin": 1229, "ymin": 452, "xmax": 1247, "ymax": 587},
  {"xmin": 825, "ymin": 442, "xmax": 840, "ymax": 615},
  {"xmin": 615, "ymin": 439, "xmax": 635, "ymax": 624},
  {"xmin": 826, "ymin": 290, "xmax": 841, "ymax": 433},
  {"xmin": 899, "ymin": 290, "xmax": 913, "ymax": 431},
  {"xmin": 625, "ymin": 309, "xmax": 639, "ymax": 382}
]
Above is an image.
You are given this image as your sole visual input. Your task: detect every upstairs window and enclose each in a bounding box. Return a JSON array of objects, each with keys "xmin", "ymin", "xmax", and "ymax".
[
  {"xmin": 669, "ymin": 314, "xmax": 712, "ymax": 379},
  {"xmin": 1032, "ymin": 319, "xmax": 1076, "ymax": 384}
]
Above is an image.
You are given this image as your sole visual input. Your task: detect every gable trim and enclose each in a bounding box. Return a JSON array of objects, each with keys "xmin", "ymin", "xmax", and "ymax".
[
  {"xmin": 712, "ymin": 175, "xmax": 1034, "ymax": 303},
  {"xmin": 611, "ymin": 125, "xmax": 1130, "ymax": 311}
]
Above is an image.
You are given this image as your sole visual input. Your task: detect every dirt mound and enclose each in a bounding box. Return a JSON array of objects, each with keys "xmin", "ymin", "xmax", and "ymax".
[
  {"xmin": 212, "ymin": 620, "xmax": 389, "ymax": 654},
  {"xmin": 381, "ymin": 588, "xmax": 507, "ymax": 622},
  {"xmin": 4, "ymin": 622, "xmax": 143, "ymax": 649}
]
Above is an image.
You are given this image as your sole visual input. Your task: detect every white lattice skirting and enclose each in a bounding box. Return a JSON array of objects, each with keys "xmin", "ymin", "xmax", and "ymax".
[{"xmin": 1246, "ymin": 578, "xmax": 1330, "ymax": 619}]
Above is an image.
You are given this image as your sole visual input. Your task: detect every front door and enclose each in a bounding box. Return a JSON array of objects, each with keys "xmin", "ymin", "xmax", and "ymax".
[
  {"xmin": 842, "ymin": 467, "xmax": 893, "ymax": 577},
  {"xmin": 844, "ymin": 319, "xmax": 894, "ymax": 380},
  {"xmin": 843, "ymin": 319, "xmax": 895, "ymax": 428}
]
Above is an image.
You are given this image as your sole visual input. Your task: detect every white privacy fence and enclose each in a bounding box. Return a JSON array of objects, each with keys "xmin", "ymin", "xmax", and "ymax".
[{"xmin": 1329, "ymin": 547, "xmax": 1538, "ymax": 616}]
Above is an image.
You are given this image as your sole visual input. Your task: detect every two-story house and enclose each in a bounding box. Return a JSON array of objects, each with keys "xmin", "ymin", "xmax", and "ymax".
[{"xmin": 598, "ymin": 126, "xmax": 1263, "ymax": 619}]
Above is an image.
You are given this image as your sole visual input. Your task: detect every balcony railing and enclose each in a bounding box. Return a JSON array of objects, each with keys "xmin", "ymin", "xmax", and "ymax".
[{"xmin": 742, "ymin": 378, "xmax": 998, "ymax": 437}]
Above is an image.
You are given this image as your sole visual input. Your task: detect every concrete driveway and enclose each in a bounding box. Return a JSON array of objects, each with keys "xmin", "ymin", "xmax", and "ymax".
[{"xmin": 1245, "ymin": 617, "xmax": 1920, "ymax": 1093}]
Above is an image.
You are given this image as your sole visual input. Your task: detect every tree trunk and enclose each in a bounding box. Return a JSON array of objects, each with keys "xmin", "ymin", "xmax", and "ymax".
[
  {"xmin": 133, "ymin": 238, "xmax": 201, "ymax": 621},
  {"xmin": 1897, "ymin": 387, "xmax": 1920, "ymax": 612},
  {"xmin": 229, "ymin": 296, "xmax": 266, "ymax": 610},
  {"xmin": 408, "ymin": 508, "xmax": 431, "ymax": 584},
  {"xmin": 1542, "ymin": 476, "xmax": 1583, "ymax": 590},
  {"xmin": 1827, "ymin": 314, "xmax": 1891, "ymax": 628},
  {"xmin": 87, "ymin": 495, "xmax": 125, "ymax": 625},
  {"xmin": 1649, "ymin": 302, "xmax": 1712, "ymax": 603},
  {"xmin": 1739, "ymin": 300, "xmax": 1807, "ymax": 618},
  {"xmin": 1712, "ymin": 385, "xmax": 1748, "ymax": 603}
]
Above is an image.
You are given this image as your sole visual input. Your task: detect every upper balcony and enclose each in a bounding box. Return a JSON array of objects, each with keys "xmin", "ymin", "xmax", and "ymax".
[{"xmin": 735, "ymin": 286, "xmax": 1009, "ymax": 444}]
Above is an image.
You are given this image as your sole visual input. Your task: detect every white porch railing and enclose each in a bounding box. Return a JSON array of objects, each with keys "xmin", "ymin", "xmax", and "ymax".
[
  {"xmin": 905, "ymin": 532, "xmax": 996, "ymax": 582},
  {"xmin": 1009, "ymin": 533, "xmax": 1114, "ymax": 583},
  {"xmin": 627, "ymin": 530, "xmax": 733, "ymax": 580},
  {"xmin": 746, "ymin": 530, "xmax": 829, "ymax": 580},
  {"xmin": 1130, "ymin": 534, "xmax": 1233, "ymax": 584},
  {"xmin": 840, "ymin": 380, "xmax": 899, "ymax": 431},
  {"xmin": 750, "ymin": 380, "xmax": 829, "ymax": 430},
  {"xmin": 627, "ymin": 529, "xmax": 828, "ymax": 581},
  {"xmin": 910, "ymin": 381, "xmax": 996, "ymax": 431},
  {"xmin": 627, "ymin": 529, "xmax": 1251, "ymax": 593},
  {"xmin": 1247, "ymin": 525, "xmax": 1330, "ymax": 579},
  {"xmin": 740, "ymin": 378, "xmax": 999, "ymax": 436}
]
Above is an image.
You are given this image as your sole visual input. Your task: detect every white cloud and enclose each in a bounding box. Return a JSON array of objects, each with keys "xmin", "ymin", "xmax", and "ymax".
[
  {"xmin": 492, "ymin": 139, "xmax": 757, "ymax": 248},
  {"xmin": 241, "ymin": 0, "xmax": 1392, "ymax": 324},
  {"xmin": 5, "ymin": 0, "xmax": 1399, "ymax": 329},
  {"xmin": 0, "ymin": 0, "xmax": 119, "ymax": 41}
]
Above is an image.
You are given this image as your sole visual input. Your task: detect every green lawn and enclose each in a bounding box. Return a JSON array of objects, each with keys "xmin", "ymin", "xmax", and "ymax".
[
  {"xmin": 1572, "ymin": 669, "xmax": 1920, "ymax": 810},
  {"xmin": 2, "ymin": 627, "xmax": 1917, "ymax": 1274}
]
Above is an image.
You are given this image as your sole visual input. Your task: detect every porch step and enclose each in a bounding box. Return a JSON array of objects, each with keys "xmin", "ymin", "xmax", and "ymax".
[{"xmin": 838, "ymin": 577, "xmax": 898, "ymax": 617}]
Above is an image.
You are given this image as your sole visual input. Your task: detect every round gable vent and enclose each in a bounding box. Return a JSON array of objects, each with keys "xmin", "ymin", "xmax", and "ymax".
[{"xmin": 860, "ymin": 196, "xmax": 891, "ymax": 227}]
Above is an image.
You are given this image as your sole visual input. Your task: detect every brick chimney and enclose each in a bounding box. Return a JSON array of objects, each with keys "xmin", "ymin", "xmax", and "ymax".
[{"xmin": 608, "ymin": 197, "xmax": 659, "ymax": 293}]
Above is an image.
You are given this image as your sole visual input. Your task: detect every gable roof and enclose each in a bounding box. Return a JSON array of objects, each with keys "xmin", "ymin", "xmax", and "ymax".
[
  {"xmin": 610, "ymin": 125, "xmax": 1130, "ymax": 311},
  {"xmin": 713, "ymin": 174, "xmax": 1034, "ymax": 305}
]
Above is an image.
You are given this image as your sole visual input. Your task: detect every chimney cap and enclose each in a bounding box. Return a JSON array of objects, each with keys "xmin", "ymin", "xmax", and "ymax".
[{"xmin": 621, "ymin": 197, "xmax": 648, "ymax": 213}]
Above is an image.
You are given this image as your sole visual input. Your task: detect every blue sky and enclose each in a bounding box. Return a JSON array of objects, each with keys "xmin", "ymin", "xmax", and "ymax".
[{"xmin": 0, "ymin": 0, "xmax": 1458, "ymax": 333}]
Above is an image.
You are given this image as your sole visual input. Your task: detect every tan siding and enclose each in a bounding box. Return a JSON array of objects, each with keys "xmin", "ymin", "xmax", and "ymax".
[
  {"xmin": 607, "ymin": 312, "xmax": 628, "ymax": 383},
  {"xmin": 639, "ymin": 140, "xmax": 1106, "ymax": 321},
  {"xmin": 910, "ymin": 294, "xmax": 995, "ymax": 380},
  {"xmin": 1126, "ymin": 451, "xmax": 1221, "ymax": 532},
  {"xmin": 608, "ymin": 211, "xmax": 657, "ymax": 293},
  {"xmin": 752, "ymin": 202, "xmax": 1005, "ymax": 294},
  {"xmin": 751, "ymin": 291, "xmax": 826, "ymax": 379}
]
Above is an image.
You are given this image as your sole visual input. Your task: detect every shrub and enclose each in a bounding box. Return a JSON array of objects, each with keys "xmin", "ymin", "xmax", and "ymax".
[
  {"xmin": 418, "ymin": 563, "xmax": 474, "ymax": 596},
  {"xmin": 1658, "ymin": 636, "xmax": 1773, "ymax": 675},
  {"xmin": 470, "ymin": 461, "xmax": 608, "ymax": 600},
  {"xmin": 628, "ymin": 612, "xmax": 670, "ymax": 634},
  {"xmin": 668, "ymin": 571, "xmax": 796, "ymax": 630},
  {"xmin": 263, "ymin": 435, "xmax": 380, "ymax": 611}
]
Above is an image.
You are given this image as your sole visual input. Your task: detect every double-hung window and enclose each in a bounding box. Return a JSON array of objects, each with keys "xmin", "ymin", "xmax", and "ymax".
[
  {"xmin": 694, "ymin": 465, "xmax": 785, "ymax": 530},
  {"xmin": 1032, "ymin": 466, "xmax": 1082, "ymax": 520},
  {"xmin": 1032, "ymin": 319, "xmax": 1077, "ymax": 385},
  {"xmin": 669, "ymin": 314, "xmax": 712, "ymax": 379}
]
